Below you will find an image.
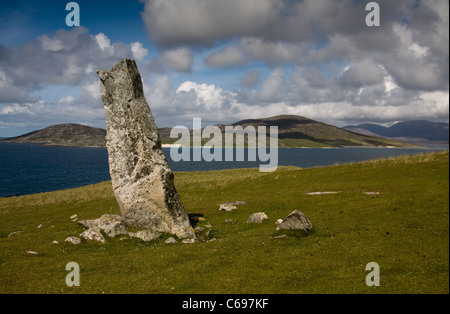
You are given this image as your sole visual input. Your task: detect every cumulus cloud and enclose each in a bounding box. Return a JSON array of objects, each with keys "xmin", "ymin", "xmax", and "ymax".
[
  {"xmin": 0, "ymin": 27, "xmax": 149, "ymax": 132},
  {"xmin": 142, "ymin": 0, "xmax": 448, "ymax": 93},
  {"xmin": 338, "ymin": 60, "xmax": 385, "ymax": 88},
  {"xmin": 161, "ymin": 47, "xmax": 193, "ymax": 72},
  {"xmin": 241, "ymin": 69, "xmax": 260, "ymax": 88},
  {"xmin": 140, "ymin": 0, "xmax": 281, "ymax": 46},
  {"xmin": 205, "ymin": 45, "xmax": 247, "ymax": 68},
  {"xmin": 2, "ymin": 1, "xmax": 448, "ymax": 135}
]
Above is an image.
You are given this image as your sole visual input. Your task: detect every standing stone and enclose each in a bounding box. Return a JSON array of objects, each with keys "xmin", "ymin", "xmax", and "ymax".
[{"xmin": 97, "ymin": 58, "xmax": 195, "ymax": 239}]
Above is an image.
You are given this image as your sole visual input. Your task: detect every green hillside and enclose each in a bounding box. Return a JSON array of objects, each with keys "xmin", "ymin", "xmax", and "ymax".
[
  {"xmin": 162, "ymin": 115, "xmax": 417, "ymax": 148},
  {"xmin": 0, "ymin": 151, "xmax": 448, "ymax": 294}
]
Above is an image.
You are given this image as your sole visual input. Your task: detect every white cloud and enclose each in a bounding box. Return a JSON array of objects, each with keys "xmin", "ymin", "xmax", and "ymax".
[
  {"xmin": 95, "ymin": 33, "xmax": 113, "ymax": 54},
  {"xmin": 161, "ymin": 47, "xmax": 193, "ymax": 72},
  {"xmin": 39, "ymin": 35, "xmax": 64, "ymax": 52},
  {"xmin": 131, "ymin": 42, "xmax": 149, "ymax": 60}
]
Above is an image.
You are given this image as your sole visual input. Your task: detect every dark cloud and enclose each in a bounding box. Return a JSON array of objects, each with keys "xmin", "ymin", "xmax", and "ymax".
[
  {"xmin": 337, "ymin": 60, "xmax": 385, "ymax": 88},
  {"xmin": 241, "ymin": 69, "xmax": 260, "ymax": 88}
]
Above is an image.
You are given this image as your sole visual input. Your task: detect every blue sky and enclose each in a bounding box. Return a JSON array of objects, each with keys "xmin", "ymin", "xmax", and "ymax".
[{"xmin": 0, "ymin": 0, "xmax": 448, "ymax": 137}]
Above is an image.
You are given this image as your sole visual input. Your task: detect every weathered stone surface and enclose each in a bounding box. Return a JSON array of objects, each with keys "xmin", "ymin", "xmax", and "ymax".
[
  {"xmin": 80, "ymin": 227, "xmax": 106, "ymax": 243},
  {"xmin": 247, "ymin": 212, "xmax": 268, "ymax": 223},
  {"xmin": 129, "ymin": 230, "xmax": 161, "ymax": 242},
  {"xmin": 97, "ymin": 214, "xmax": 128, "ymax": 237},
  {"xmin": 219, "ymin": 201, "xmax": 245, "ymax": 211},
  {"xmin": 181, "ymin": 238, "xmax": 198, "ymax": 244},
  {"xmin": 65, "ymin": 236, "xmax": 81, "ymax": 245},
  {"xmin": 165, "ymin": 237, "xmax": 177, "ymax": 244},
  {"xmin": 78, "ymin": 214, "xmax": 128, "ymax": 238},
  {"xmin": 277, "ymin": 210, "xmax": 312, "ymax": 231},
  {"xmin": 97, "ymin": 59, "xmax": 194, "ymax": 239}
]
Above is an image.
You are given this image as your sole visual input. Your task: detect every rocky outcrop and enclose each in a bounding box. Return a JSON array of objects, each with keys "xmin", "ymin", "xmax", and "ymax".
[
  {"xmin": 277, "ymin": 210, "xmax": 312, "ymax": 231},
  {"xmin": 79, "ymin": 214, "xmax": 128, "ymax": 238},
  {"xmin": 128, "ymin": 230, "xmax": 161, "ymax": 242},
  {"xmin": 97, "ymin": 58, "xmax": 194, "ymax": 239},
  {"xmin": 80, "ymin": 227, "xmax": 106, "ymax": 243}
]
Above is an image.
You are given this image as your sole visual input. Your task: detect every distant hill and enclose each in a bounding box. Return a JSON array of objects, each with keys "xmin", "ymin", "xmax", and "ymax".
[
  {"xmin": 1, "ymin": 115, "xmax": 416, "ymax": 148},
  {"xmin": 161, "ymin": 115, "xmax": 414, "ymax": 148},
  {"xmin": 0, "ymin": 123, "xmax": 106, "ymax": 147},
  {"xmin": 345, "ymin": 120, "xmax": 449, "ymax": 144}
]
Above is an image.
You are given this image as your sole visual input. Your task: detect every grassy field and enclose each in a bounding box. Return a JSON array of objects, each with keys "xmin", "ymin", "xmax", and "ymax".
[{"xmin": 0, "ymin": 151, "xmax": 448, "ymax": 294}]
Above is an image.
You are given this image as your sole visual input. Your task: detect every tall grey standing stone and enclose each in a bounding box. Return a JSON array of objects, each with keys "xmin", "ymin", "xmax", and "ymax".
[{"xmin": 97, "ymin": 58, "xmax": 195, "ymax": 239}]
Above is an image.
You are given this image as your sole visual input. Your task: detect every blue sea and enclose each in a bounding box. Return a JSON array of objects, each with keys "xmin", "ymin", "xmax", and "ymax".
[{"xmin": 0, "ymin": 142, "xmax": 446, "ymax": 197}]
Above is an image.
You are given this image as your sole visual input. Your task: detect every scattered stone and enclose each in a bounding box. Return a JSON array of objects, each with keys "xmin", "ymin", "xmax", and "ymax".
[
  {"xmin": 275, "ymin": 219, "xmax": 283, "ymax": 225},
  {"xmin": 97, "ymin": 214, "xmax": 128, "ymax": 237},
  {"xmin": 247, "ymin": 212, "xmax": 268, "ymax": 223},
  {"xmin": 80, "ymin": 227, "xmax": 105, "ymax": 243},
  {"xmin": 26, "ymin": 251, "xmax": 39, "ymax": 255},
  {"xmin": 70, "ymin": 214, "xmax": 78, "ymax": 220},
  {"xmin": 165, "ymin": 237, "xmax": 177, "ymax": 244},
  {"xmin": 219, "ymin": 201, "xmax": 245, "ymax": 211},
  {"xmin": 306, "ymin": 191, "xmax": 341, "ymax": 195},
  {"xmin": 277, "ymin": 210, "xmax": 312, "ymax": 231},
  {"xmin": 208, "ymin": 238, "xmax": 217, "ymax": 242},
  {"xmin": 273, "ymin": 234, "xmax": 288, "ymax": 239},
  {"xmin": 37, "ymin": 224, "xmax": 42, "ymax": 229},
  {"xmin": 65, "ymin": 236, "xmax": 81, "ymax": 245},
  {"xmin": 78, "ymin": 219, "xmax": 98, "ymax": 229},
  {"xmin": 97, "ymin": 59, "xmax": 194, "ymax": 239},
  {"xmin": 52, "ymin": 240, "xmax": 59, "ymax": 244},
  {"xmin": 181, "ymin": 238, "xmax": 197, "ymax": 244},
  {"xmin": 224, "ymin": 219, "xmax": 235, "ymax": 224},
  {"xmin": 79, "ymin": 214, "xmax": 128, "ymax": 238},
  {"xmin": 130, "ymin": 230, "xmax": 161, "ymax": 242},
  {"xmin": 197, "ymin": 217, "xmax": 206, "ymax": 221},
  {"xmin": 8, "ymin": 231, "xmax": 22, "ymax": 237},
  {"xmin": 364, "ymin": 191, "xmax": 380, "ymax": 195},
  {"xmin": 219, "ymin": 204, "xmax": 236, "ymax": 211},
  {"xmin": 205, "ymin": 224, "xmax": 213, "ymax": 228},
  {"xmin": 195, "ymin": 227, "xmax": 205, "ymax": 232}
]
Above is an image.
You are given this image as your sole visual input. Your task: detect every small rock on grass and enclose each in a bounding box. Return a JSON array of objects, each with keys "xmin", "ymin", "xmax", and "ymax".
[
  {"xmin": 181, "ymin": 238, "xmax": 197, "ymax": 244},
  {"xmin": 165, "ymin": 237, "xmax": 177, "ymax": 244},
  {"xmin": 65, "ymin": 236, "xmax": 81, "ymax": 245},
  {"xmin": 277, "ymin": 210, "xmax": 312, "ymax": 231},
  {"xmin": 247, "ymin": 212, "xmax": 268, "ymax": 223},
  {"xmin": 8, "ymin": 231, "xmax": 22, "ymax": 237}
]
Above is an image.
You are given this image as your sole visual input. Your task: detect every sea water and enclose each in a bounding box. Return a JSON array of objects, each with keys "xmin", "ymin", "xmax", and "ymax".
[{"xmin": 0, "ymin": 142, "xmax": 444, "ymax": 197}]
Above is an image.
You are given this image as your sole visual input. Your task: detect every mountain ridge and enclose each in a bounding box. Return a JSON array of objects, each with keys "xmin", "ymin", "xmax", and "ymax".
[
  {"xmin": 345, "ymin": 120, "xmax": 449, "ymax": 144},
  {"xmin": 1, "ymin": 115, "xmax": 419, "ymax": 148}
]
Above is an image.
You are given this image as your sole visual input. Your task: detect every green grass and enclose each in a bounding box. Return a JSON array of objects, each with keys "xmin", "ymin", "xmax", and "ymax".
[{"xmin": 0, "ymin": 151, "xmax": 448, "ymax": 294}]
